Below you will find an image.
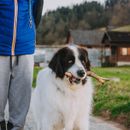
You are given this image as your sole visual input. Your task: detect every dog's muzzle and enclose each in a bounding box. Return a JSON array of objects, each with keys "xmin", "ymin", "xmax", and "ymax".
[{"xmin": 65, "ymin": 72, "xmax": 87, "ymax": 85}]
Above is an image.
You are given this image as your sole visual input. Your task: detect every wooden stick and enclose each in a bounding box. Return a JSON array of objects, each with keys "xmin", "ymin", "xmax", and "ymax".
[
  {"xmin": 65, "ymin": 71, "xmax": 110, "ymax": 84},
  {"xmin": 87, "ymin": 71, "xmax": 110, "ymax": 84}
]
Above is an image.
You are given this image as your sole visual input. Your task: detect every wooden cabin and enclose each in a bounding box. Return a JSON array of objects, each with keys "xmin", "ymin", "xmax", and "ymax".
[
  {"xmin": 102, "ymin": 31, "xmax": 130, "ymax": 66},
  {"xmin": 68, "ymin": 30, "xmax": 130, "ymax": 66}
]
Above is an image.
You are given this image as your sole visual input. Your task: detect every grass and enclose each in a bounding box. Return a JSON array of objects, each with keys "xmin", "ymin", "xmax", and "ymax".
[
  {"xmin": 33, "ymin": 66, "xmax": 130, "ymax": 128},
  {"xmin": 33, "ymin": 66, "xmax": 42, "ymax": 87},
  {"xmin": 92, "ymin": 66, "xmax": 130, "ymax": 128},
  {"xmin": 99, "ymin": 25, "xmax": 130, "ymax": 32},
  {"xmin": 113, "ymin": 25, "xmax": 130, "ymax": 32}
]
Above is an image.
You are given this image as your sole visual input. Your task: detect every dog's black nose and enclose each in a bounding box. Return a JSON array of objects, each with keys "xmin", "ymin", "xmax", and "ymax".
[{"xmin": 77, "ymin": 70, "xmax": 85, "ymax": 77}]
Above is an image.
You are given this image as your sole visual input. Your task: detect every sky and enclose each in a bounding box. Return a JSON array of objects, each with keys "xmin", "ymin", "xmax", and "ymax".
[{"xmin": 43, "ymin": 0, "xmax": 105, "ymax": 14}]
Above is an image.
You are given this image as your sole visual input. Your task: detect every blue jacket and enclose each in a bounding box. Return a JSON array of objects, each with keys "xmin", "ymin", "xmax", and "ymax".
[{"xmin": 0, "ymin": 0, "xmax": 42, "ymax": 56}]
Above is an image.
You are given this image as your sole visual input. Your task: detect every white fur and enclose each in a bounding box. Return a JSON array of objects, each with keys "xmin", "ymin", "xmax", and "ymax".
[
  {"xmin": 31, "ymin": 46, "xmax": 93, "ymax": 130},
  {"xmin": 67, "ymin": 46, "xmax": 87, "ymax": 79}
]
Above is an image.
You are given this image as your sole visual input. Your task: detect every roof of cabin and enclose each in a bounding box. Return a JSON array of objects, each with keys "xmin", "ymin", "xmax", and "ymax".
[
  {"xmin": 70, "ymin": 30, "xmax": 104, "ymax": 46},
  {"xmin": 102, "ymin": 31, "xmax": 130, "ymax": 44}
]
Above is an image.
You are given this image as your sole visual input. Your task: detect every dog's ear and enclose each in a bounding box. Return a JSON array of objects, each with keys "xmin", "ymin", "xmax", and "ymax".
[
  {"xmin": 86, "ymin": 58, "xmax": 91, "ymax": 71},
  {"xmin": 49, "ymin": 51, "xmax": 64, "ymax": 78},
  {"xmin": 83, "ymin": 48, "xmax": 91, "ymax": 71}
]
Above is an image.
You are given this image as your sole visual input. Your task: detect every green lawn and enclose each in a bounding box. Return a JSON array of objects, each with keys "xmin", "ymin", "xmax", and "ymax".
[
  {"xmin": 33, "ymin": 66, "xmax": 42, "ymax": 87},
  {"xmin": 33, "ymin": 66, "xmax": 130, "ymax": 128},
  {"xmin": 113, "ymin": 25, "xmax": 130, "ymax": 32},
  {"xmin": 92, "ymin": 66, "xmax": 130, "ymax": 128},
  {"xmin": 99, "ymin": 25, "xmax": 130, "ymax": 32}
]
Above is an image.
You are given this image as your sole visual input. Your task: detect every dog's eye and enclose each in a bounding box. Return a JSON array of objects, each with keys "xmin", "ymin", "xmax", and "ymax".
[{"xmin": 68, "ymin": 60, "xmax": 73, "ymax": 64}]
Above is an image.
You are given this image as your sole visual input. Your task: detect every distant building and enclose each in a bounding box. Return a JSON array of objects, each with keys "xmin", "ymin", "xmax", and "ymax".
[
  {"xmin": 70, "ymin": 30, "xmax": 130, "ymax": 66},
  {"xmin": 102, "ymin": 31, "xmax": 130, "ymax": 66},
  {"xmin": 35, "ymin": 30, "xmax": 130, "ymax": 67}
]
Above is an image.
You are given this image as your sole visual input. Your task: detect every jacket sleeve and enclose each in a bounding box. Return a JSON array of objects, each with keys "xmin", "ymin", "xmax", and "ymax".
[{"xmin": 33, "ymin": 0, "xmax": 44, "ymax": 29}]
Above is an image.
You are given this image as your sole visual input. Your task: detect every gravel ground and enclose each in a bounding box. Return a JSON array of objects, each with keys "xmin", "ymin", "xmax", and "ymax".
[{"xmin": 24, "ymin": 110, "xmax": 122, "ymax": 130}]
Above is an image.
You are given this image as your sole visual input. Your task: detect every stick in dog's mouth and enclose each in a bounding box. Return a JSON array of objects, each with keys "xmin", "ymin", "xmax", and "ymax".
[
  {"xmin": 65, "ymin": 71, "xmax": 110, "ymax": 84},
  {"xmin": 65, "ymin": 72, "xmax": 83, "ymax": 84}
]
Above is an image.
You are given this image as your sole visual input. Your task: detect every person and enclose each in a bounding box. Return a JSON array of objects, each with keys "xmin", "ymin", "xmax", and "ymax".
[{"xmin": 0, "ymin": 0, "xmax": 43, "ymax": 130}]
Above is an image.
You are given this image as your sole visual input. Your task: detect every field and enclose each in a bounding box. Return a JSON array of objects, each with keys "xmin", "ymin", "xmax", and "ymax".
[
  {"xmin": 33, "ymin": 67, "xmax": 42, "ymax": 87},
  {"xmin": 33, "ymin": 66, "xmax": 130, "ymax": 128},
  {"xmin": 92, "ymin": 66, "xmax": 130, "ymax": 128},
  {"xmin": 113, "ymin": 25, "xmax": 130, "ymax": 32}
]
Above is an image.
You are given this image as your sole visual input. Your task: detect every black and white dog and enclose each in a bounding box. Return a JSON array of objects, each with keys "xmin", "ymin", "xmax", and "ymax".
[{"xmin": 32, "ymin": 45, "xmax": 93, "ymax": 130}]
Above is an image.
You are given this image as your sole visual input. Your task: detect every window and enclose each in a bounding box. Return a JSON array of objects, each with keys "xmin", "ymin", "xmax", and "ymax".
[
  {"xmin": 121, "ymin": 48, "xmax": 127, "ymax": 55},
  {"xmin": 121, "ymin": 48, "xmax": 130, "ymax": 56}
]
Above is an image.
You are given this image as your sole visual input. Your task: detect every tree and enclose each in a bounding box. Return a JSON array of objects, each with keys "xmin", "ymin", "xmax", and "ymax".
[{"xmin": 110, "ymin": 1, "xmax": 130, "ymax": 26}]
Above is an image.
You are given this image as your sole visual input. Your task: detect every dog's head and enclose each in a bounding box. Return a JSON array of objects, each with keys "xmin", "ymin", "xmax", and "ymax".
[{"xmin": 49, "ymin": 45, "xmax": 90, "ymax": 84}]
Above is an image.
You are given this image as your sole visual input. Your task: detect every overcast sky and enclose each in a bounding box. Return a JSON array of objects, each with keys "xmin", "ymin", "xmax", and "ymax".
[{"xmin": 43, "ymin": 0, "xmax": 105, "ymax": 14}]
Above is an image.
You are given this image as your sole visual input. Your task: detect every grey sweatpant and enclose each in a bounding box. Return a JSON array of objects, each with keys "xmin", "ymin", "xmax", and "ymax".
[{"xmin": 0, "ymin": 55, "xmax": 34, "ymax": 130}]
